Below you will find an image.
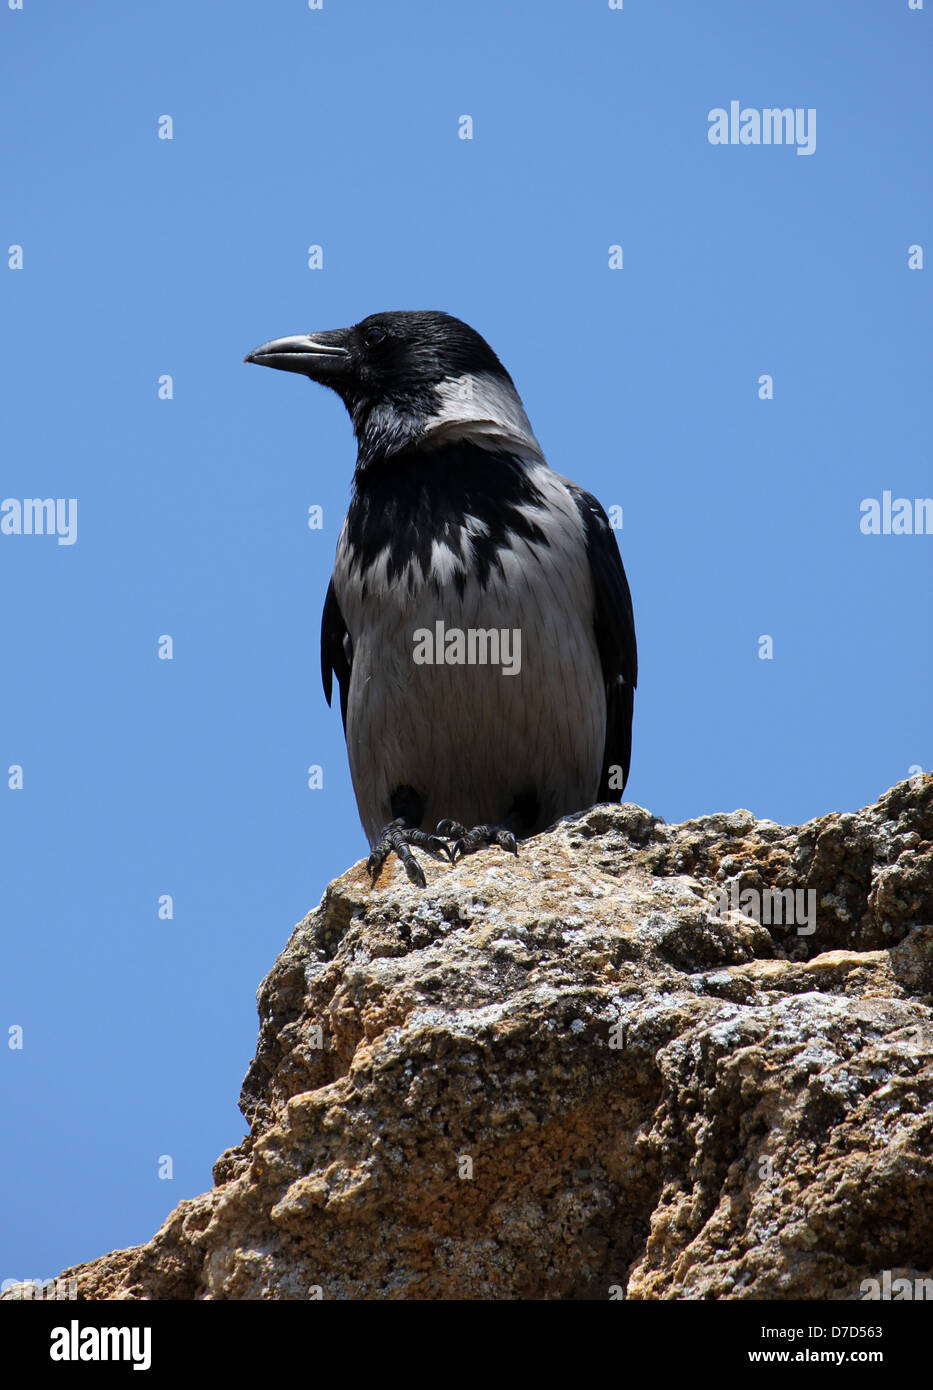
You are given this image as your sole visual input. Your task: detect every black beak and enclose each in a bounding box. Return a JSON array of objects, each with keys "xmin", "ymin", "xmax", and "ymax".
[{"xmin": 244, "ymin": 330, "xmax": 351, "ymax": 380}]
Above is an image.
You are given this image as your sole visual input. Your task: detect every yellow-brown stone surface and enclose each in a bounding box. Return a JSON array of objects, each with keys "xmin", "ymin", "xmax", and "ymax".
[{"xmin": 8, "ymin": 778, "xmax": 933, "ymax": 1300}]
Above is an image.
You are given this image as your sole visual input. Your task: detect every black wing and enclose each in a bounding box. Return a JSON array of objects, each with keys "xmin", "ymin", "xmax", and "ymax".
[
  {"xmin": 568, "ymin": 485, "xmax": 637, "ymax": 800},
  {"xmin": 320, "ymin": 578, "xmax": 352, "ymax": 733}
]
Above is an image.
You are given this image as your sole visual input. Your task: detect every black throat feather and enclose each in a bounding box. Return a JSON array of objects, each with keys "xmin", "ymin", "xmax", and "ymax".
[{"xmin": 345, "ymin": 442, "xmax": 550, "ymax": 598}]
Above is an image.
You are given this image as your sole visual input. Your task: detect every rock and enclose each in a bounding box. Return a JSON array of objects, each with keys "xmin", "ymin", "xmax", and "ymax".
[{"xmin": 10, "ymin": 777, "xmax": 933, "ymax": 1300}]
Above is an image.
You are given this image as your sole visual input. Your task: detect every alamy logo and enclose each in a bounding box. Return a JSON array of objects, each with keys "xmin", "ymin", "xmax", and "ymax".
[
  {"xmin": 708, "ymin": 102, "xmax": 816, "ymax": 156},
  {"xmin": 861, "ymin": 1271, "xmax": 933, "ymax": 1300},
  {"xmin": 1, "ymin": 1276, "xmax": 77, "ymax": 1299},
  {"xmin": 1, "ymin": 497, "xmax": 77, "ymax": 545},
  {"xmin": 709, "ymin": 882, "xmax": 816, "ymax": 936},
  {"xmin": 860, "ymin": 491, "xmax": 933, "ymax": 535},
  {"xmin": 50, "ymin": 1320, "xmax": 151, "ymax": 1370},
  {"xmin": 413, "ymin": 621, "xmax": 521, "ymax": 676}
]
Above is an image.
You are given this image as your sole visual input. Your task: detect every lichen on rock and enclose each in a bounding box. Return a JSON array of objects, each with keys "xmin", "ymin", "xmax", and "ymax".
[{"xmin": 11, "ymin": 777, "xmax": 933, "ymax": 1300}]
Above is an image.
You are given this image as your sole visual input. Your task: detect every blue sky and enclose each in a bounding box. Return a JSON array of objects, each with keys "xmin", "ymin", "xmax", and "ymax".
[{"xmin": 2, "ymin": 1, "xmax": 930, "ymax": 1285}]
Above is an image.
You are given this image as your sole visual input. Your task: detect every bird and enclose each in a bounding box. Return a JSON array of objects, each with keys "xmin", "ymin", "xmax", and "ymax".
[{"xmin": 245, "ymin": 310, "xmax": 637, "ymax": 887}]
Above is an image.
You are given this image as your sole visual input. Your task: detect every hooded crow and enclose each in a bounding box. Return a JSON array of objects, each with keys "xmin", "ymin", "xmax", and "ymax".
[{"xmin": 245, "ymin": 311, "xmax": 636, "ymax": 886}]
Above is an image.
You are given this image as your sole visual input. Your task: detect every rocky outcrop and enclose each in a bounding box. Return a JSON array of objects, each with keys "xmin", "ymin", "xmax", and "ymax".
[{"xmin": 15, "ymin": 779, "xmax": 933, "ymax": 1299}]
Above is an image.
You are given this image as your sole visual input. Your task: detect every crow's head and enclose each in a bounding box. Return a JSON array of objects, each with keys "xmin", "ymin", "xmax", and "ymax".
[{"xmin": 245, "ymin": 310, "xmax": 543, "ymax": 469}]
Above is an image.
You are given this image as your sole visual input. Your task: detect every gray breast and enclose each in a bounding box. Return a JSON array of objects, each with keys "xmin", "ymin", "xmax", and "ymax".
[{"xmin": 333, "ymin": 465, "xmax": 605, "ymax": 846}]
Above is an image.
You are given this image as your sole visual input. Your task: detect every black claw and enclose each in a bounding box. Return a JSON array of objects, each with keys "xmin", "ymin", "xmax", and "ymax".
[
  {"xmin": 407, "ymin": 830, "xmax": 449, "ymax": 854},
  {"xmin": 434, "ymin": 820, "xmax": 466, "ymax": 861},
  {"xmin": 448, "ymin": 823, "xmax": 519, "ymax": 862},
  {"xmin": 399, "ymin": 852, "xmax": 427, "ymax": 888},
  {"xmin": 369, "ymin": 815, "xmax": 520, "ymax": 882},
  {"xmin": 368, "ymin": 817, "xmax": 447, "ymax": 887},
  {"xmin": 366, "ymin": 849, "xmax": 386, "ymax": 877}
]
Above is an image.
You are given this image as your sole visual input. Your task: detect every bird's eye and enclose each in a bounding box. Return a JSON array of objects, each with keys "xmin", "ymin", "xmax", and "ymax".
[{"xmin": 362, "ymin": 326, "xmax": 387, "ymax": 348}]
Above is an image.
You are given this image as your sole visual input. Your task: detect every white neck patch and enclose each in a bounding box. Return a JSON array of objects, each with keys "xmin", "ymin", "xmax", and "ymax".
[{"xmin": 421, "ymin": 372, "xmax": 545, "ymax": 462}]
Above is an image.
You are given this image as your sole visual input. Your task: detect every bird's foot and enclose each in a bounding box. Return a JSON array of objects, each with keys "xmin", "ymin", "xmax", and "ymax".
[
  {"xmin": 367, "ymin": 818, "xmax": 450, "ymax": 888},
  {"xmin": 435, "ymin": 820, "xmax": 519, "ymax": 863}
]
